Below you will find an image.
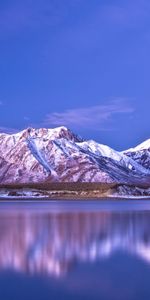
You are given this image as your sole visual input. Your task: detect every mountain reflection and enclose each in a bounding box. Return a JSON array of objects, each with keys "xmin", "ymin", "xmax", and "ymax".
[{"xmin": 0, "ymin": 208, "xmax": 150, "ymax": 277}]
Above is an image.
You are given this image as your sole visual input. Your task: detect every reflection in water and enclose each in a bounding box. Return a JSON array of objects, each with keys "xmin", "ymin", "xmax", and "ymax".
[{"xmin": 0, "ymin": 206, "xmax": 150, "ymax": 277}]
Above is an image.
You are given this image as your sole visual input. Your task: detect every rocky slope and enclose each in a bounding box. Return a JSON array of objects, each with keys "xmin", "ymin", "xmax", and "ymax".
[
  {"xmin": 0, "ymin": 126, "xmax": 149, "ymax": 184},
  {"xmin": 124, "ymin": 139, "xmax": 150, "ymax": 170}
]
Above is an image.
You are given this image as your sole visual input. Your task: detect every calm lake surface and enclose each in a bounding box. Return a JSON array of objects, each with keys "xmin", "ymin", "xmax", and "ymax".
[{"xmin": 0, "ymin": 200, "xmax": 150, "ymax": 300}]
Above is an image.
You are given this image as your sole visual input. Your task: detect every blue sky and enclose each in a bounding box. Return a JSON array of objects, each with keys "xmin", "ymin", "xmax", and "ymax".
[{"xmin": 0, "ymin": 0, "xmax": 149, "ymax": 150}]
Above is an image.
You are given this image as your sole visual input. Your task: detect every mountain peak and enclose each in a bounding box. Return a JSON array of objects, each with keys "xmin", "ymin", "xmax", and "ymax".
[
  {"xmin": 0, "ymin": 126, "xmax": 149, "ymax": 184},
  {"xmin": 126, "ymin": 139, "xmax": 150, "ymax": 152},
  {"xmin": 0, "ymin": 126, "xmax": 82, "ymax": 143}
]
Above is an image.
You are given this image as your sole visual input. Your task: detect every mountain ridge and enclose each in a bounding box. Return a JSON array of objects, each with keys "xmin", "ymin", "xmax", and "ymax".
[{"xmin": 0, "ymin": 126, "xmax": 149, "ymax": 185}]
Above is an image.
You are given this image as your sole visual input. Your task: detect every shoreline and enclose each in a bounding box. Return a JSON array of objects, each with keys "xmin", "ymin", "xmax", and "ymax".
[
  {"xmin": 0, "ymin": 182, "xmax": 150, "ymax": 202},
  {"xmin": 0, "ymin": 195, "xmax": 150, "ymax": 202}
]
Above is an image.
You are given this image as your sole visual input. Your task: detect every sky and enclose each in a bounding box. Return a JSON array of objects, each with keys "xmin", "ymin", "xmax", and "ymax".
[{"xmin": 0, "ymin": 0, "xmax": 149, "ymax": 150}]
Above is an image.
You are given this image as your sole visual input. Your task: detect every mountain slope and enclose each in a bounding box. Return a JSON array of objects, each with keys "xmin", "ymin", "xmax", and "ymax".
[
  {"xmin": 0, "ymin": 127, "xmax": 149, "ymax": 184},
  {"xmin": 124, "ymin": 139, "xmax": 150, "ymax": 170}
]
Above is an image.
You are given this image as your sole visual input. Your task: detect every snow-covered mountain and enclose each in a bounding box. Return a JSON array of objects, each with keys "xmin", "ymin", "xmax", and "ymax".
[
  {"xmin": 124, "ymin": 139, "xmax": 150, "ymax": 170},
  {"xmin": 0, "ymin": 126, "xmax": 149, "ymax": 184}
]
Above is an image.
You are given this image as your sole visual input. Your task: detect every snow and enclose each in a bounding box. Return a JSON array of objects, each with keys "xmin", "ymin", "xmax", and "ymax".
[
  {"xmin": 52, "ymin": 140, "xmax": 70, "ymax": 158},
  {"xmin": 26, "ymin": 137, "xmax": 57, "ymax": 178},
  {"xmin": 125, "ymin": 139, "xmax": 150, "ymax": 152},
  {"xmin": 78, "ymin": 140, "xmax": 150, "ymax": 175},
  {"xmin": 0, "ymin": 126, "xmax": 150, "ymax": 183}
]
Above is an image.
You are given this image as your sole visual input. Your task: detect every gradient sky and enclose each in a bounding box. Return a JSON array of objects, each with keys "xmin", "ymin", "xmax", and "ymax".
[{"xmin": 0, "ymin": 0, "xmax": 149, "ymax": 150}]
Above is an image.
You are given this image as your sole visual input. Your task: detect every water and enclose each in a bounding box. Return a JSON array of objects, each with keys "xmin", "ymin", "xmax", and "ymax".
[{"xmin": 0, "ymin": 200, "xmax": 150, "ymax": 300}]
